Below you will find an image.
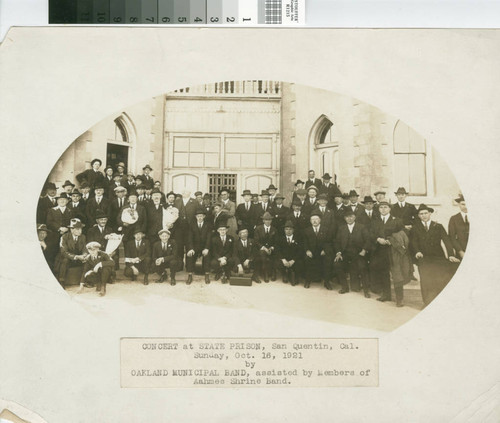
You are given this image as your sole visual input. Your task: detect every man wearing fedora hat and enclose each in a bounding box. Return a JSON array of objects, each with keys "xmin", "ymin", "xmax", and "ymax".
[
  {"xmin": 76, "ymin": 158, "xmax": 105, "ymax": 190},
  {"xmin": 392, "ymin": 187, "xmax": 418, "ymax": 230},
  {"xmin": 62, "ymin": 180, "xmax": 76, "ymax": 196},
  {"xmin": 319, "ymin": 173, "xmax": 342, "ymax": 208},
  {"xmin": 186, "ymin": 208, "xmax": 212, "ymax": 284},
  {"xmin": 210, "ymin": 221, "xmax": 235, "ymax": 283},
  {"xmin": 46, "ymin": 192, "xmax": 73, "ymax": 236},
  {"xmin": 332, "ymin": 191, "xmax": 347, "ymax": 221},
  {"xmin": 56, "ymin": 219, "xmax": 87, "ymax": 286},
  {"xmin": 276, "ymin": 220, "xmax": 303, "ymax": 286},
  {"xmin": 357, "ymin": 196, "xmax": 379, "ymax": 228},
  {"xmin": 124, "ymin": 229, "xmax": 152, "ymax": 285},
  {"xmin": 218, "ymin": 187, "xmax": 238, "ymax": 238},
  {"xmin": 348, "ymin": 190, "xmax": 365, "ymax": 218},
  {"xmin": 87, "ymin": 209, "xmax": 120, "ymax": 272},
  {"xmin": 152, "ymin": 229, "xmax": 178, "ymax": 285},
  {"xmin": 37, "ymin": 182, "xmax": 59, "ymax": 224},
  {"xmin": 79, "ymin": 241, "xmax": 115, "ymax": 296},
  {"xmin": 270, "ymin": 193, "xmax": 290, "ymax": 234},
  {"xmin": 85, "ymin": 183, "xmax": 111, "ymax": 226},
  {"xmin": 138, "ymin": 164, "xmax": 154, "ymax": 189},
  {"xmin": 252, "ymin": 190, "xmax": 271, "ymax": 226},
  {"xmin": 68, "ymin": 189, "xmax": 86, "ymax": 225},
  {"xmin": 292, "ymin": 179, "xmax": 305, "ymax": 203},
  {"xmin": 288, "ymin": 200, "xmax": 309, "ymax": 241},
  {"xmin": 448, "ymin": 195, "xmax": 469, "ymax": 259},
  {"xmin": 267, "ymin": 184, "xmax": 278, "ymax": 205},
  {"xmin": 233, "ymin": 226, "xmax": 259, "ymax": 282},
  {"xmin": 254, "ymin": 211, "xmax": 278, "ymax": 282},
  {"xmin": 305, "ymin": 170, "xmax": 322, "ymax": 190},
  {"xmin": 312, "ymin": 193, "xmax": 336, "ymax": 231},
  {"xmin": 411, "ymin": 204, "xmax": 460, "ymax": 306},
  {"xmin": 236, "ymin": 189, "xmax": 256, "ymax": 237},
  {"xmin": 117, "ymin": 188, "xmax": 147, "ymax": 244},
  {"xmin": 145, "ymin": 189, "xmax": 167, "ymax": 242}
]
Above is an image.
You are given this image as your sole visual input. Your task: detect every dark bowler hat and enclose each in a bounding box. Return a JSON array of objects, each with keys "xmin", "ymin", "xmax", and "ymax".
[
  {"xmin": 395, "ymin": 187, "xmax": 409, "ymax": 195},
  {"xmin": 296, "ymin": 188, "xmax": 307, "ymax": 196},
  {"xmin": 374, "ymin": 190, "xmax": 386, "ymax": 196},
  {"xmin": 241, "ymin": 189, "xmax": 252, "ymax": 196},
  {"xmin": 151, "ymin": 188, "xmax": 162, "ymax": 195},
  {"xmin": 62, "ymin": 180, "xmax": 75, "ymax": 188},
  {"xmin": 37, "ymin": 224, "xmax": 50, "ymax": 233},
  {"xmin": 309, "ymin": 211, "xmax": 322, "ymax": 218},
  {"xmin": 79, "ymin": 181, "xmax": 90, "ymax": 189},
  {"xmin": 342, "ymin": 192, "xmax": 350, "ymax": 199},
  {"xmin": 219, "ymin": 186, "xmax": 230, "ymax": 194},
  {"xmin": 275, "ymin": 193, "xmax": 285, "ymax": 199},
  {"xmin": 238, "ymin": 225, "xmax": 250, "ymax": 233},
  {"xmin": 322, "ymin": 173, "xmax": 332, "ymax": 180},
  {"xmin": 55, "ymin": 192, "xmax": 70, "ymax": 200},
  {"xmin": 44, "ymin": 181, "xmax": 58, "ymax": 191},
  {"xmin": 417, "ymin": 204, "xmax": 434, "ymax": 213},
  {"xmin": 195, "ymin": 207, "xmax": 206, "ymax": 215},
  {"xmin": 295, "ymin": 179, "xmax": 305, "ymax": 186},
  {"xmin": 128, "ymin": 188, "xmax": 138, "ymax": 197},
  {"xmin": 216, "ymin": 220, "xmax": 230, "ymax": 229},
  {"xmin": 95, "ymin": 210, "xmax": 108, "ymax": 220},
  {"xmin": 343, "ymin": 209, "xmax": 356, "ymax": 217},
  {"xmin": 454, "ymin": 194, "xmax": 465, "ymax": 203},
  {"xmin": 166, "ymin": 191, "xmax": 176, "ymax": 198},
  {"xmin": 318, "ymin": 193, "xmax": 328, "ymax": 201},
  {"xmin": 284, "ymin": 220, "xmax": 295, "ymax": 228},
  {"xmin": 136, "ymin": 184, "xmax": 146, "ymax": 190},
  {"xmin": 134, "ymin": 228, "xmax": 146, "ymax": 235},
  {"xmin": 143, "ymin": 164, "xmax": 153, "ymax": 171},
  {"xmin": 194, "ymin": 191, "xmax": 203, "ymax": 196},
  {"xmin": 90, "ymin": 158, "xmax": 102, "ymax": 166},
  {"xmin": 291, "ymin": 200, "xmax": 302, "ymax": 207},
  {"xmin": 262, "ymin": 211, "xmax": 273, "ymax": 220},
  {"xmin": 94, "ymin": 183, "xmax": 106, "ymax": 190},
  {"xmin": 268, "ymin": 184, "xmax": 277, "ymax": 191},
  {"xmin": 349, "ymin": 189, "xmax": 359, "ymax": 197},
  {"xmin": 362, "ymin": 196, "xmax": 375, "ymax": 204},
  {"xmin": 70, "ymin": 188, "xmax": 82, "ymax": 196},
  {"xmin": 333, "ymin": 191, "xmax": 343, "ymax": 198},
  {"xmin": 113, "ymin": 173, "xmax": 122, "ymax": 179},
  {"xmin": 203, "ymin": 193, "xmax": 212, "ymax": 199},
  {"xmin": 261, "ymin": 190, "xmax": 270, "ymax": 196}
]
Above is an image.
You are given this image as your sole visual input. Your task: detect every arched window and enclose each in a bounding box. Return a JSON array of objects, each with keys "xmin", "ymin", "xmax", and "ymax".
[
  {"xmin": 106, "ymin": 113, "xmax": 136, "ymax": 171},
  {"xmin": 393, "ymin": 120, "xmax": 427, "ymax": 195},
  {"xmin": 312, "ymin": 115, "xmax": 336, "ymax": 145},
  {"xmin": 113, "ymin": 118, "xmax": 128, "ymax": 142}
]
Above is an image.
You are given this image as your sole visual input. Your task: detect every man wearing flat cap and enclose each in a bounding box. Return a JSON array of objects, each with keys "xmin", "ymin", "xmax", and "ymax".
[
  {"xmin": 152, "ymin": 229, "xmax": 179, "ymax": 285},
  {"xmin": 76, "ymin": 158, "xmax": 105, "ymax": 190},
  {"xmin": 210, "ymin": 221, "xmax": 235, "ymax": 284},
  {"xmin": 79, "ymin": 241, "xmax": 115, "ymax": 296},
  {"xmin": 186, "ymin": 208, "xmax": 212, "ymax": 284},
  {"xmin": 276, "ymin": 220, "xmax": 303, "ymax": 286},
  {"xmin": 236, "ymin": 189, "xmax": 256, "ymax": 237},
  {"xmin": 124, "ymin": 229, "xmax": 152, "ymax": 285},
  {"xmin": 109, "ymin": 186, "xmax": 128, "ymax": 231},
  {"xmin": 448, "ymin": 195, "xmax": 469, "ymax": 259},
  {"xmin": 305, "ymin": 170, "xmax": 322, "ymax": 190},
  {"xmin": 253, "ymin": 211, "xmax": 278, "ymax": 282},
  {"xmin": 270, "ymin": 193, "xmax": 289, "ymax": 234},
  {"xmin": 87, "ymin": 209, "xmax": 120, "ymax": 271},
  {"xmin": 411, "ymin": 204, "xmax": 460, "ymax": 306},
  {"xmin": 56, "ymin": 219, "xmax": 87, "ymax": 287},
  {"xmin": 392, "ymin": 187, "xmax": 418, "ymax": 230}
]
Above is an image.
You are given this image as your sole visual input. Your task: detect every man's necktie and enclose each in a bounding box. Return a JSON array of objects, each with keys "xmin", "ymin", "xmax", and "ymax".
[
  {"xmin": 465, "ymin": 215, "xmax": 469, "ymax": 224},
  {"xmin": 288, "ymin": 237, "xmax": 291, "ymax": 245}
]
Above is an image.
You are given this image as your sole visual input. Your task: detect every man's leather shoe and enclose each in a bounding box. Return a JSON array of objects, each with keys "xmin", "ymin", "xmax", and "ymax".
[
  {"xmin": 214, "ymin": 272, "xmax": 221, "ymax": 281},
  {"xmin": 364, "ymin": 291, "xmax": 371, "ymax": 298},
  {"xmin": 170, "ymin": 278, "xmax": 176, "ymax": 286},
  {"xmin": 282, "ymin": 274, "xmax": 288, "ymax": 283},
  {"xmin": 221, "ymin": 276, "xmax": 227, "ymax": 284},
  {"xmin": 324, "ymin": 281, "xmax": 333, "ymax": 290},
  {"xmin": 205, "ymin": 274, "xmax": 210, "ymax": 284},
  {"xmin": 186, "ymin": 274, "xmax": 193, "ymax": 285},
  {"xmin": 339, "ymin": 289, "xmax": 349, "ymax": 294},
  {"xmin": 304, "ymin": 281, "xmax": 311, "ymax": 289},
  {"xmin": 377, "ymin": 296, "xmax": 390, "ymax": 302},
  {"xmin": 251, "ymin": 275, "xmax": 261, "ymax": 284}
]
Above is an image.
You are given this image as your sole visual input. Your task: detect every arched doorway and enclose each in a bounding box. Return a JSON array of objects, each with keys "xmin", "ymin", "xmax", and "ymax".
[
  {"xmin": 106, "ymin": 113, "xmax": 136, "ymax": 173},
  {"xmin": 309, "ymin": 114, "xmax": 339, "ymax": 182}
]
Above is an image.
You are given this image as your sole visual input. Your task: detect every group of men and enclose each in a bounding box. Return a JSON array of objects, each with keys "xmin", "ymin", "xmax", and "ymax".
[{"xmin": 37, "ymin": 162, "xmax": 469, "ymax": 307}]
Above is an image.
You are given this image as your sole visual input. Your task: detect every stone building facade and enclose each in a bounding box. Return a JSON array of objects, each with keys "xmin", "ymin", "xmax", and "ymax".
[{"xmin": 48, "ymin": 81, "xmax": 461, "ymax": 222}]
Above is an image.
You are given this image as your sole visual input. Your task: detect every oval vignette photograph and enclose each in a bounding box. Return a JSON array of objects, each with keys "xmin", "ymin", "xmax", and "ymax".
[{"xmin": 35, "ymin": 81, "xmax": 468, "ymax": 331}]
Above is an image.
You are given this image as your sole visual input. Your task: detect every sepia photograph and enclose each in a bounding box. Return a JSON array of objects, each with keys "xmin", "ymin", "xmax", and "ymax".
[{"xmin": 37, "ymin": 80, "xmax": 467, "ymax": 331}]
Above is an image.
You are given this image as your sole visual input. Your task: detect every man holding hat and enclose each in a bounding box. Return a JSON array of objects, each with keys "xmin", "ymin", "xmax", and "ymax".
[
  {"xmin": 186, "ymin": 208, "xmax": 212, "ymax": 284},
  {"xmin": 254, "ymin": 212, "xmax": 278, "ymax": 282},
  {"xmin": 448, "ymin": 195, "xmax": 469, "ymax": 259},
  {"xmin": 392, "ymin": 187, "xmax": 418, "ymax": 230},
  {"xmin": 152, "ymin": 229, "xmax": 178, "ymax": 285},
  {"xmin": 411, "ymin": 204, "xmax": 460, "ymax": 306},
  {"xmin": 233, "ymin": 226, "xmax": 259, "ymax": 282},
  {"xmin": 210, "ymin": 221, "xmax": 235, "ymax": 283},
  {"xmin": 236, "ymin": 189, "xmax": 256, "ymax": 236},
  {"xmin": 333, "ymin": 209, "xmax": 371, "ymax": 296},
  {"xmin": 76, "ymin": 158, "xmax": 105, "ymax": 190},
  {"xmin": 46, "ymin": 192, "xmax": 73, "ymax": 236},
  {"xmin": 80, "ymin": 241, "xmax": 115, "ymax": 296},
  {"xmin": 319, "ymin": 173, "xmax": 342, "ymax": 208},
  {"xmin": 303, "ymin": 211, "xmax": 334, "ymax": 289},
  {"xmin": 124, "ymin": 229, "xmax": 152, "ymax": 285},
  {"xmin": 57, "ymin": 219, "xmax": 87, "ymax": 286},
  {"xmin": 276, "ymin": 220, "xmax": 303, "ymax": 285},
  {"xmin": 37, "ymin": 182, "xmax": 59, "ymax": 224},
  {"xmin": 270, "ymin": 193, "xmax": 290, "ymax": 234},
  {"xmin": 305, "ymin": 170, "xmax": 322, "ymax": 190}
]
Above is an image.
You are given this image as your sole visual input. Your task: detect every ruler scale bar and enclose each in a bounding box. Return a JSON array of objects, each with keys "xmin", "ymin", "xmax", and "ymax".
[{"xmin": 48, "ymin": 0, "xmax": 305, "ymax": 24}]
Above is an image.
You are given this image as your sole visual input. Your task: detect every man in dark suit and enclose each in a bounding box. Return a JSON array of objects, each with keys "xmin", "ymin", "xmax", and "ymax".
[
  {"xmin": 270, "ymin": 193, "xmax": 289, "ymax": 234},
  {"xmin": 79, "ymin": 182, "xmax": 92, "ymax": 205},
  {"xmin": 291, "ymin": 179, "xmax": 305, "ymax": 203},
  {"xmin": 86, "ymin": 210, "xmax": 119, "ymax": 271},
  {"xmin": 103, "ymin": 165, "xmax": 115, "ymax": 196},
  {"xmin": 236, "ymin": 189, "xmax": 256, "ymax": 236},
  {"xmin": 411, "ymin": 204, "xmax": 460, "ymax": 306},
  {"xmin": 201, "ymin": 194, "xmax": 213, "ymax": 222},
  {"xmin": 152, "ymin": 229, "xmax": 179, "ymax": 285},
  {"xmin": 357, "ymin": 196, "xmax": 379, "ymax": 227},
  {"xmin": 210, "ymin": 222, "xmax": 235, "ymax": 283},
  {"xmin": 38, "ymin": 224, "xmax": 59, "ymax": 274},
  {"xmin": 333, "ymin": 210, "xmax": 371, "ymax": 296},
  {"xmin": 303, "ymin": 212, "xmax": 334, "ymax": 289},
  {"xmin": 233, "ymin": 226, "xmax": 259, "ymax": 283},
  {"xmin": 276, "ymin": 220, "xmax": 303, "ymax": 286},
  {"xmin": 46, "ymin": 193, "xmax": 73, "ymax": 238},
  {"xmin": 312, "ymin": 193, "xmax": 336, "ymax": 231},
  {"xmin": 76, "ymin": 158, "xmax": 105, "ymax": 190},
  {"xmin": 124, "ymin": 229, "xmax": 152, "ymax": 285},
  {"xmin": 68, "ymin": 189, "xmax": 87, "ymax": 226},
  {"xmin": 288, "ymin": 200, "xmax": 309, "ymax": 241},
  {"xmin": 370, "ymin": 201, "xmax": 404, "ymax": 302},
  {"xmin": 57, "ymin": 220, "xmax": 87, "ymax": 286},
  {"xmin": 347, "ymin": 190, "xmax": 365, "ymax": 218},
  {"xmin": 448, "ymin": 195, "xmax": 469, "ymax": 259},
  {"xmin": 267, "ymin": 184, "xmax": 278, "ymax": 206},
  {"xmin": 136, "ymin": 185, "xmax": 150, "ymax": 207},
  {"xmin": 392, "ymin": 187, "xmax": 418, "ymax": 230},
  {"xmin": 305, "ymin": 170, "xmax": 322, "ymax": 190},
  {"xmin": 109, "ymin": 186, "xmax": 128, "ymax": 231},
  {"xmin": 62, "ymin": 180, "xmax": 76, "ymax": 196},
  {"xmin": 319, "ymin": 173, "xmax": 342, "ymax": 208},
  {"xmin": 137, "ymin": 164, "xmax": 155, "ymax": 189},
  {"xmin": 211, "ymin": 202, "xmax": 227, "ymax": 233},
  {"xmin": 117, "ymin": 189, "xmax": 147, "ymax": 244},
  {"xmin": 186, "ymin": 208, "xmax": 212, "ymax": 284},
  {"xmin": 302, "ymin": 186, "xmax": 319, "ymax": 218},
  {"xmin": 253, "ymin": 212, "xmax": 278, "ymax": 282},
  {"xmin": 37, "ymin": 182, "xmax": 59, "ymax": 224},
  {"xmin": 331, "ymin": 192, "xmax": 346, "ymax": 222},
  {"xmin": 85, "ymin": 184, "xmax": 110, "ymax": 226},
  {"xmin": 79, "ymin": 241, "xmax": 114, "ymax": 296},
  {"xmin": 252, "ymin": 190, "xmax": 272, "ymax": 227},
  {"xmin": 145, "ymin": 189, "xmax": 167, "ymax": 242},
  {"xmin": 174, "ymin": 190, "xmax": 199, "ymax": 270}
]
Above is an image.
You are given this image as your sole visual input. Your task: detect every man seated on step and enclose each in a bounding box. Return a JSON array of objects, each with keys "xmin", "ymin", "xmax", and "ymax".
[
  {"xmin": 210, "ymin": 221, "xmax": 235, "ymax": 284},
  {"xmin": 124, "ymin": 229, "xmax": 151, "ymax": 285},
  {"xmin": 79, "ymin": 241, "xmax": 114, "ymax": 297},
  {"xmin": 233, "ymin": 226, "xmax": 259, "ymax": 283},
  {"xmin": 152, "ymin": 229, "xmax": 179, "ymax": 286},
  {"xmin": 276, "ymin": 220, "xmax": 303, "ymax": 286}
]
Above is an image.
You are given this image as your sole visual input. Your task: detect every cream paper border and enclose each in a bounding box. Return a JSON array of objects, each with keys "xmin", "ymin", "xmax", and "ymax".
[{"xmin": 0, "ymin": 28, "xmax": 499, "ymax": 422}]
